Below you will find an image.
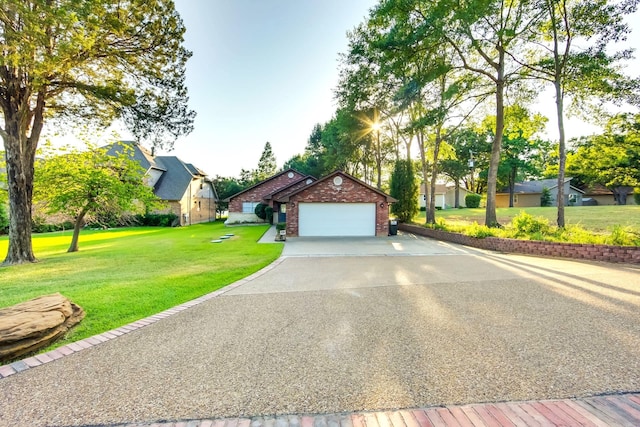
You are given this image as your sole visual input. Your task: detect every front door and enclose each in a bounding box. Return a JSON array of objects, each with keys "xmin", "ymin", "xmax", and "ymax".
[{"xmin": 278, "ymin": 203, "xmax": 286, "ymax": 223}]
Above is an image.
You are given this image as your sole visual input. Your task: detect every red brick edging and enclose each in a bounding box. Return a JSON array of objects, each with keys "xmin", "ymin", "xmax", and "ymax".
[
  {"xmin": 399, "ymin": 223, "xmax": 640, "ymax": 264},
  {"xmin": 0, "ymin": 258, "xmax": 286, "ymax": 380}
]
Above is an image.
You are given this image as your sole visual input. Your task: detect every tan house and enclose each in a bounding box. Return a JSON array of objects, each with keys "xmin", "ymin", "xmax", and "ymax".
[
  {"xmin": 107, "ymin": 141, "xmax": 217, "ymax": 225},
  {"xmin": 225, "ymin": 169, "xmax": 396, "ymax": 237},
  {"xmin": 582, "ymin": 184, "xmax": 637, "ymax": 205},
  {"xmin": 496, "ymin": 178, "xmax": 584, "ymax": 208},
  {"xmin": 419, "ymin": 183, "xmax": 476, "ymax": 209}
]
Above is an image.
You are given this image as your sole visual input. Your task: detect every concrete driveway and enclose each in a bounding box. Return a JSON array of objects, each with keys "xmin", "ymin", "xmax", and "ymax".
[{"xmin": 2, "ymin": 233, "xmax": 640, "ymax": 426}]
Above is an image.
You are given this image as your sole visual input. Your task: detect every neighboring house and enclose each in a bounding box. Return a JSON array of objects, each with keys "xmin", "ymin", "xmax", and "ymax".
[
  {"xmin": 226, "ymin": 169, "xmax": 396, "ymax": 237},
  {"xmin": 419, "ymin": 183, "xmax": 476, "ymax": 209},
  {"xmin": 107, "ymin": 141, "xmax": 217, "ymax": 225},
  {"xmin": 496, "ymin": 178, "xmax": 584, "ymax": 208},
  {"xmin": 581, "ymin": 184, "xmax": 637, "ymax": 206}
]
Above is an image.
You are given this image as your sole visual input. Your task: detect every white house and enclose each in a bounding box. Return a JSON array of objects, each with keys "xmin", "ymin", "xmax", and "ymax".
[{"xmin": 419, "ymin": 183, "xmax": 476, "ymax": 209}]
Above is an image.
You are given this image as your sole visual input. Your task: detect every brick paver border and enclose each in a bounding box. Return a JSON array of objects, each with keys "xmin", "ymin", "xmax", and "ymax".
[{"xmin": 114, "ymin": 392, "xmax": 640, "ymax": 426}]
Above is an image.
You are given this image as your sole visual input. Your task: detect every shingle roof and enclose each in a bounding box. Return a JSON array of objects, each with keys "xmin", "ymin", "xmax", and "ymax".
[
  {"xmin": 154, "ymin": 156, "xmax": 203, "ymax": 201},
  {"xmin": 103, "ymin": 141, "xmax": 210, "ymax": 202},
  {"xmin": 224, "ymin": 169, "xmax": 305, "ymax": 202},
  {"xmin": 498, "ymin": 178, "xmax": 582, "ymax": 194},
  {"xmin": 105, "ymin": 141, "xmax": 166, "ymax": 172}
]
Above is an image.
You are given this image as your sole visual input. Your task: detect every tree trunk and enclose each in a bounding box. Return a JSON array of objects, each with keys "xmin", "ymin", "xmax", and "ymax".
[
  {"xmin": 376, "ymin": 131, "xmax": 382, "ymax": 190},
  {"xmin": 3, "ymin": 148, "xmax": 36, "ymax": 265},
  {"xmin": 508, "ymin": 167, "xmax": 516, "ymax": 207},
  {"xmin": 485, "ymin": 54, "xmax": 505, "ymax": 227},
  {"xmin": 68, "ymin": 209, "xmax": 89, "ymax": 253},
  {"xmin": 612, "ymin": 187, "xmax": 631, "ymax": 205},
  {"xmin": 427, "ymin": 131, "xmax": 442, "ymax": 224},
  {"xmin": 1, "ymin": 84, "xmax": 45, "ymax": 265},
  {"xmin": 2, "ymin": 130, "xmax": 37, "ymax": 265},
  {"xmin": 417, "ymin": 131, "xmax": 430, "ymax": 225},
  {"xmin": 454, "ymin": 182, "xmax": 460, "ymax": 208},
  {"xmin": 555, "ymin": 80, "xmax": 567, "ymax": 227}
]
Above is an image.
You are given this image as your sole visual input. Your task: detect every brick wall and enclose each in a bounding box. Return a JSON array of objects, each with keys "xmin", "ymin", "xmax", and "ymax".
[
  {"xmin": 229, "ymin": 171, "xmax": 306, "ymax": 212},
  {"xmin": 287, "ymin": 174, "xmax": 390, "ymax": 237},
  {"xmin": 399, "ymin": 223, "xmax": 640, "ymax": 264}
]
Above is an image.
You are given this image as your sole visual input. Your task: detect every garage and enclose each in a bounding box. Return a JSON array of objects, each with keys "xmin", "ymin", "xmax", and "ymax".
[{"xmin": 298, "ymin": 202, "xmax": 376, "ymax": 236}]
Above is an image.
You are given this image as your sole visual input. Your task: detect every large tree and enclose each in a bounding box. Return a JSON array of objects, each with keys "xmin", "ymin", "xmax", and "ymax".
[
  {"xmin": 525, "ymin": 0, "xmax": 639, "ymax": 226},
  {"xmin": 1, "ymin": 0, "xmax": 194, "ymax": 265},
  {"xmin": 367, "ymin": 0, "xmax": 546, "ymax": 226},
  {"xmin": 34, "ymin": 143, "xmax": 159, "ymax": 253}
]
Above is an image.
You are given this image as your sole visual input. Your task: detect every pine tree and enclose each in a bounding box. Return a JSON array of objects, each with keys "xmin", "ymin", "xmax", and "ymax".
[{"xmin": 256, "ymin": 142, "xmax": 277, "ymax": 181}]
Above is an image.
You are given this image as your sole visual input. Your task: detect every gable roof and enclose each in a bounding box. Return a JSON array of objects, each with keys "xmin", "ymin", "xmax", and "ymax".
[
  {"xmin": 104, "ymin": 141, "xmax": 212, "ymax": 202},
  {"xmin": 152, "ymin": 156, "xmax": 201, "ymax": 200},
  {"xmin": 105, "ymin": 140, "xmax": 166, "ymax": 172},
  {"xmin": 498, "ymin": 178, "xmax": 584, "ymax": 194},
  {"xmin": 276, "ymin": 170, "xmax": 397, "ymax": 203},
  {"xmin": 224, "ymin": 168, "xmax": 305, "ymax": 202},
  {"xmin": 265, "ymin": 176, "xmax": 317, "ymax": 200}
]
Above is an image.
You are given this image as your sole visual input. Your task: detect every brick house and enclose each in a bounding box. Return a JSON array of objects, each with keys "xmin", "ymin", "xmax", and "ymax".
[
  {"xmin": 225, "ymin": 169, "xmax": 315, "ymax": 225},
  {"xmin": 226, "ymin": 170, "xmax": 396, "ymax": 237}
]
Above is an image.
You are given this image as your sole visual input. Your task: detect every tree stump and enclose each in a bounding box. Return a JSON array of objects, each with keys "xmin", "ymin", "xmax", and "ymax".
[{"xmin": 0, "ymin": 293, "xmax": 85, "ymax": 364}]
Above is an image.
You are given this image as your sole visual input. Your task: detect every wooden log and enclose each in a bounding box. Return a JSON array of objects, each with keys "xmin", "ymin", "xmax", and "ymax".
[{"xmin": 0, "ymin": 293, "xmax": 85, "ymax": 363}]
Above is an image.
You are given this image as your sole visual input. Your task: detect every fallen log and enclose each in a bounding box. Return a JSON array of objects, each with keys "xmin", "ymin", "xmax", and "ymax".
[{"xmin": 0, "ymin": 293, "xmax": 85, "ymax": 364}]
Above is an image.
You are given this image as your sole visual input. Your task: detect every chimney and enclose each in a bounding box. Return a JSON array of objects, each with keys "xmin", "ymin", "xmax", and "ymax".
[{"xmin": 151, "ymin": 146, "xmax": 155, "ymax": 157}]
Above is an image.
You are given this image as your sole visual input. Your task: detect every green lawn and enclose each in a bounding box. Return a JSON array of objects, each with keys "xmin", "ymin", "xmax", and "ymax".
[
  {"xmin": 0, "ymin": 222, "xmax": 281, "ymax": 350},
  {"xmin": 413, "ymin": 205, "xmax": 640, "ymax": 233}
]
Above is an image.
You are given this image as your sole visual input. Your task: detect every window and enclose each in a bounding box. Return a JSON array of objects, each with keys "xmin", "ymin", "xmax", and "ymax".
[{"xmin": 242, "ymin": 202, "xmax": 259, "ymax": 213}]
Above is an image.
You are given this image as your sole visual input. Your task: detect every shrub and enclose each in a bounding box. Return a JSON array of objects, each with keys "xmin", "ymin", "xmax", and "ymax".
[
  {"xmin": 31, "ymin": 216, "xmax": 75, "ymax": 233},
  {"xmin": 606, "ymin": 225, "xmax": 639, "ymax": 246},
  {"xmin": 254, "ymin": 203, "xmax": 267, "ymax": 220},
  {"xmin": 465, "ymin": 193, "xmax": 481, "ymax": 208},
  {"xmin": 634, "ymin": 189, "xmax": 640, "ymax": 205},
  {"xmin": 511, "ymin": 211, "xmax": 550, "ymax": 236},
  {"xmin": 465, "ymin": 222, "xmax": 496, "ymax": 238},
  {"xmin": 134, "ymin": 213, "xmax": 179, "ymax": 227},
  {"xmin": 265, "ymin": 206, "xmax": 274, "ymax": 224},
  {"xmin": 540, "ymin": 187, "xmax": 552, "ymax": 207}
]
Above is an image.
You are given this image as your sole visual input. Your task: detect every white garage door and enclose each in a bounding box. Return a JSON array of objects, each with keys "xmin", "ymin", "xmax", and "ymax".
[{"xmin": 298, "ymin": 203, "xmax": 376, "ymax": 236}]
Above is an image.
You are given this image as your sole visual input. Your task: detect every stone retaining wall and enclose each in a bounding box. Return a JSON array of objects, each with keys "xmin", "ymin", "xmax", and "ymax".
[{"xmin": 399, "ymin": 223, "xmax": 640, "ymax": 264}]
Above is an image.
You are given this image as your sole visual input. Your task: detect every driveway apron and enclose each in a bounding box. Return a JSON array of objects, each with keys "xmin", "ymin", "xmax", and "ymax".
[{"xmin": 1, "ymin": 233, "xmax": 640, "ymax": 426}]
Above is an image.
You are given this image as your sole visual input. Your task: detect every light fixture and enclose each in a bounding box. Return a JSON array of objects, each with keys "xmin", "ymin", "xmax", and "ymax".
[{"xmin": 380, "ymin": 202, "xmax": 385, "ymax": 208}]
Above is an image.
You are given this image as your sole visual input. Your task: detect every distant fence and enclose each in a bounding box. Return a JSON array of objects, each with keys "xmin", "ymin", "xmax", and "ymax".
[{"xmin": 399, "ymin": 223, "xmax": 640, "ymax": 264}]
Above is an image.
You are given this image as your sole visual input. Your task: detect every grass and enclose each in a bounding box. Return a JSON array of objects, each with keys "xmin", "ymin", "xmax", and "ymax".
[
  {"xmin": 414, "ymin": 205, "xmax": 640, "ymax": 233},
  {"xmin": 412, "ymin": 206, "xmax": 640, "ymax": 245},
  {"xmin": 0, "ymin": 222, "xmax": 281, "ymax": 351}
]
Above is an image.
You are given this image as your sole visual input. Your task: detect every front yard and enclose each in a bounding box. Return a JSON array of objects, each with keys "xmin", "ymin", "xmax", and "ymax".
[
  {"xmin": 414, "ymin": 205, "xmax": 640, "ymax": 232},
  {"xmin": 412, "ymin": 205, "xmax": 640, "ymax": 246},
  {"xmin": 0, "ymin": 222, "xmax": 281, "ymax": 350}
]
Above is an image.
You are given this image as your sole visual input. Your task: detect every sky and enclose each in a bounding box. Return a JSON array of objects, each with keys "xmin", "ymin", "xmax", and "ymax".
[{"xmin": 159, "ymin": 0, "xmax": 380, "ymax": 177}]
